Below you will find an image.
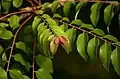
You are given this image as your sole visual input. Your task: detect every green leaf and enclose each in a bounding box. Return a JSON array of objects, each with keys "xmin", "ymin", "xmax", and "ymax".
[
  {"xmin": 76, "ymin": 32, "xmax": 88, "ymax": 61},
  {"xmin": 75, "ymin": 2, "xmax": 86, "ymax": 12},
  {"xmin": 92, "ymin": 29, "xmax": 105, "ymax": 36},
  {"xmin": 99, "ymin": 42, "xmax": 112, "ymax": 71},
  {"xmin": 90, "ymin": 2, "xmax": 102, "ymax": 27},
  {"xmin": 0, "ymin": 23, "xmax": 9, "ymax": 28},
  {"xmin": 75, "ymin": 2, "xmax": 87, "ymax": 19},
  {"xmin": 104, "ymin": 4, "xmax": 114, "ymax": 25},
  {"xmin": 46, "ymin": 18, "xmax": 58, "ymax": 26},
  {"xmin": 42, "ymin": 31, "xmax": 52, "ymax": 57},
  {"xmin": 71, "ymin": 19, "xmax": 82, "ymax": 26},
  {"xmin": 2, "ymin": 52, "xmax": 7, "ymax": 61},
  {"xmin": 41, "ymin": 2, "xmax": 50, "ymax": 10},
  {"xmin": 42, "ymin": 14, "xmax": 51, "ymax": 19},
  {"xmin": 63, "ymin": 2, "xmax": 72, "ymax": 17},
  {"xmin": 39, "ymin": 29, "xmax": 50, "ymax": 48},
  {"xmin": 81, "ymin": 23, "xmax": 94, "ymax": 30},
  {"xmin": 0, "ymin": 28, "xmax": 13, "ymax": 39},
  {"xmin": 111, "ymin": 47, "xmax": 120, "ymax": 76},
  {"xmin": 36, "ymin": 68, "xmax": 53, "ymax": 79},
  {"xmin": 36, "ymin": 55, "xmax": 53, "ymax": 73},
  {"xmin": 32, "ymin": 16, "xmax": 41, "ymax": 32},
  {"xmin": 104, "ymin": 35, "xmax": 118, "ymax": 42},
  {"xmin": 9, "ymin": 69, "xmax": 23, "ymax": 79},
  {"xmin": 51, "ymin": 1, "xmax": 59, "ymax": 13},
  {"xmin": 1, "ymin": 0, "xmax": 11, "ymax": 13},
  {"xmin": 23, "ymin": 75, "xmax": 30, "ymax": 79},
  {"xmin": 16, "ymin": 42, "xmax": 27, "ymax": 52},
  {"xmin": 13, "ymin": 0, "xmax": 23, "ymax": 8},
  {"xmin": 14, "ymin": 54, "xmax": 30, "ymax": 72},
  {"xmin": 0, "ymin": 45, "xmax": 4, "ymax": 56},
  {"xmin": 0, "ymin": 67, "xmax": 8, "ymax": 79},
  {"xmin": 37, "ymin": 23, "xmax": 47, "ymax": 38},
  {"xmin": 9, "ymin": 15, "xmax": 20, "ymax": 30},
  {"xmin": 66, "ymin": 28, "xmax": 76, "ymax": 46},
  {"xmin": 60, "ymin": 23, "xmax": 68, "ymax": 31},
  {"xmin": 61, "ymin": 17, "xmax": 70, "ymax": 23},
  {"xmin": 53, "ymin": 13, "xmax": 62, "ymax": 19},
  {"xmin": 87, "ymin": 37, "xmax": 99, "ymax": 60},
  {"xmin": 37, "ymin": 22, "xmax": 45, "ymax": 32}
]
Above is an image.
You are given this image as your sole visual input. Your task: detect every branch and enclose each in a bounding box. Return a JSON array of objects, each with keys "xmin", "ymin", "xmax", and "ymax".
[
  {"xmin": 59, "ymin": 20, "xmax": 120, "ymax": 48},
  {"xmin": 60, "ymin": 0, "xmax": 120, "ymax": 5},
  {"xmin": 32, "ymin": 36, "xmax": 37, "ymax": 79},
  {"xmin": 6, "ymin": 14, "xmax": 34, "ymax": 72},
  {"xmin": 0, "ymin": 6, "xmax": 41, "ymax": 21}
]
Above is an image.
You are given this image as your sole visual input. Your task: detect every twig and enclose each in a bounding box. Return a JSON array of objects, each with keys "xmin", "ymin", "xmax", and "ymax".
[
  {"xmin": 60, "ymin": 0, "xmax": 120, "ymax": 5},
  {"xmin": 6, "ymin": 14, "xmax": 34, "ymax": 72},
  {"xmin": 66, "ymin": 22, "xmax": 120, "ymax": 47},
  {"xmin": 52, "ymin": 18, "xmax": 120, "ymax": 48},
  {"xmin": 32, "ymin": 36, "xmax": 37, "ymax": 79},
  {"xmin": 0, "ymin": 10, "xmax": 33, "ymax": 21}
]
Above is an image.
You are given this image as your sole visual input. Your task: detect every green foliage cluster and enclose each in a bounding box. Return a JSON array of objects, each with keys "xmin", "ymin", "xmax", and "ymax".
[{"xmin": 0, "ymin": 0, "xmax": 120, "ymax": 79}]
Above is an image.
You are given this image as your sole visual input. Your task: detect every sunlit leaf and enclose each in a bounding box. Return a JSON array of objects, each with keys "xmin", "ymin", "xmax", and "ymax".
[
  {"xmin": 0, "ymin": 67, "xmax": 8, "ymax": 79},
  {"xmin": 81, "ymin": 23, "xmax": 94, "ymax": 30},
  {"xmin": 36, "ymin": 68, "xmax": 53, "ymax": 79},
  {"xmin": 9, "ymin": 15, "xmax": 20, "ymax": 30},
  {"xmin": 2, "ymin": 52, "xmax": 7, "ymax": 61},
  {"xmin": 60, "ymin": 23, "xmax": 68, "ymax": 31},
  {"xmin": 104, "ymin": 4, "xmax": 114, "ymax": 25},
  {"xmin": 90, "ymin": 2, "xmax": 102, "ymax": 27},
  {"xmin": 9, "ymin": 69, "xmax": 23, "ymax": 79},
  {"xmin": 16, "ymin": 42, "xmax": 27, "ymax": 52},
  {"xmin": 42, "ymin": 14, "xmax": 51, "ymax": 19},
  {"xmin": 104, "ymin": 35, "xmax": 118, "ymax": 42},
  {"xmin": 61, "ymin": 17, "xmax": 70, "ymax": 23},
  {"xmin": 1, "ymin": 0, "xmax": 11, "ymax": 13},
  {"xmin": 63, "ymin": 2, "xmax": 72, "ymax": 17},
  {"xmin": 23, "ymin": 75, "xmax": 30, "ymax": 79},
  {"xmin": 36, "ymin": 55, "xmax": 53, "ymax": 73},
  {"xmin": 71, "ymin": 19, "xmax": 82, "ymax": 26},
  {"xmin": 87, "ymin": 37, "xmax": 99, "ymax": 60},
  {"xmin": 92, "ymin": 29, "xmax": 105, "ymax": 36},
  {"xmin": 32, "ymin": 16, "xmax": 41, "ymax": 32},
  {"xmin": 41, "ymin": 2, "xmax": 50, "ymax": 10},
  {"xmin": 99, "ymin": 42, "xmax": 112, "ymax": 71},
  {"xmin": 14, "ymin": 54, "xmax": 30, "ymax": 72},
  {"xmin": 51, "ymin": 1, "xmax": 59, "ymax": 13},
  {"xmin": 111, "ymin": 47, "xmax": 120, "ymax": 76},
  {"xmin": 0, "ymin": 23, "xmax": 9, "ymax": 28},
  {"xmin": 66, "ymin": 28, "xmax": 76, "ymax": 46},
  {"xmin": 76, "ymin": 32, "xmax": 88, "ymax": 61},
  {"xmin": 75, "ymin": 2, "xmax": 86, "ymax": 12},
  {"xmin": 53, "ymin": 13, "xmax": 62, "ymax": 19},
  {"xmin": 13, "ymin": 0, "xmax": 23, "ymax": 8}
]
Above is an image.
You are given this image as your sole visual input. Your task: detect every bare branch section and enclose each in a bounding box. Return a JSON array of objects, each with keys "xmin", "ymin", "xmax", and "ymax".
[
  {"xmin": 32, "ymin": 36, "xmax": 37, "ymax": 79},
  {"xmin": 60, "ymin": 0, "xmax": 120, "ymax": 5},
  {"xmin": 50, "ymin": 18, "xmax": 119, "ymax": 48},
  {"xmin": 61, "ymin": 20, "xmax": 120, "ymax": 47},
  {"xmin": 0, "ymin": 6, "xmax": 41, "ymax": 21},
  {"xmin": 6, "ymin": 14, "xmax": 34, "ymax": 72}
]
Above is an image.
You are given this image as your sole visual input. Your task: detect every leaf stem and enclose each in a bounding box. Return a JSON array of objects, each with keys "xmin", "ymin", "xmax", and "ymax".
[
  {"xmin": 54, "ymin": 19, "xmax": 120, "ymax": 48},
  {"xmin": 32, "ymin": 36, "xmax": 37, "ymax": 79},
  {"xmin": 61, "ymin": 0, "xmax": 120, "ymax": 5},
  {"xmin": 0, "ymin": 10, "xmax": 33, "ymax": 21},
  {"xmin": 6, "ymin": 14, "xmax": 33, "ymax": 72},
  {"xmin": 68, "ymin": 23, "xmax": 120, "ymax": 47}
]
